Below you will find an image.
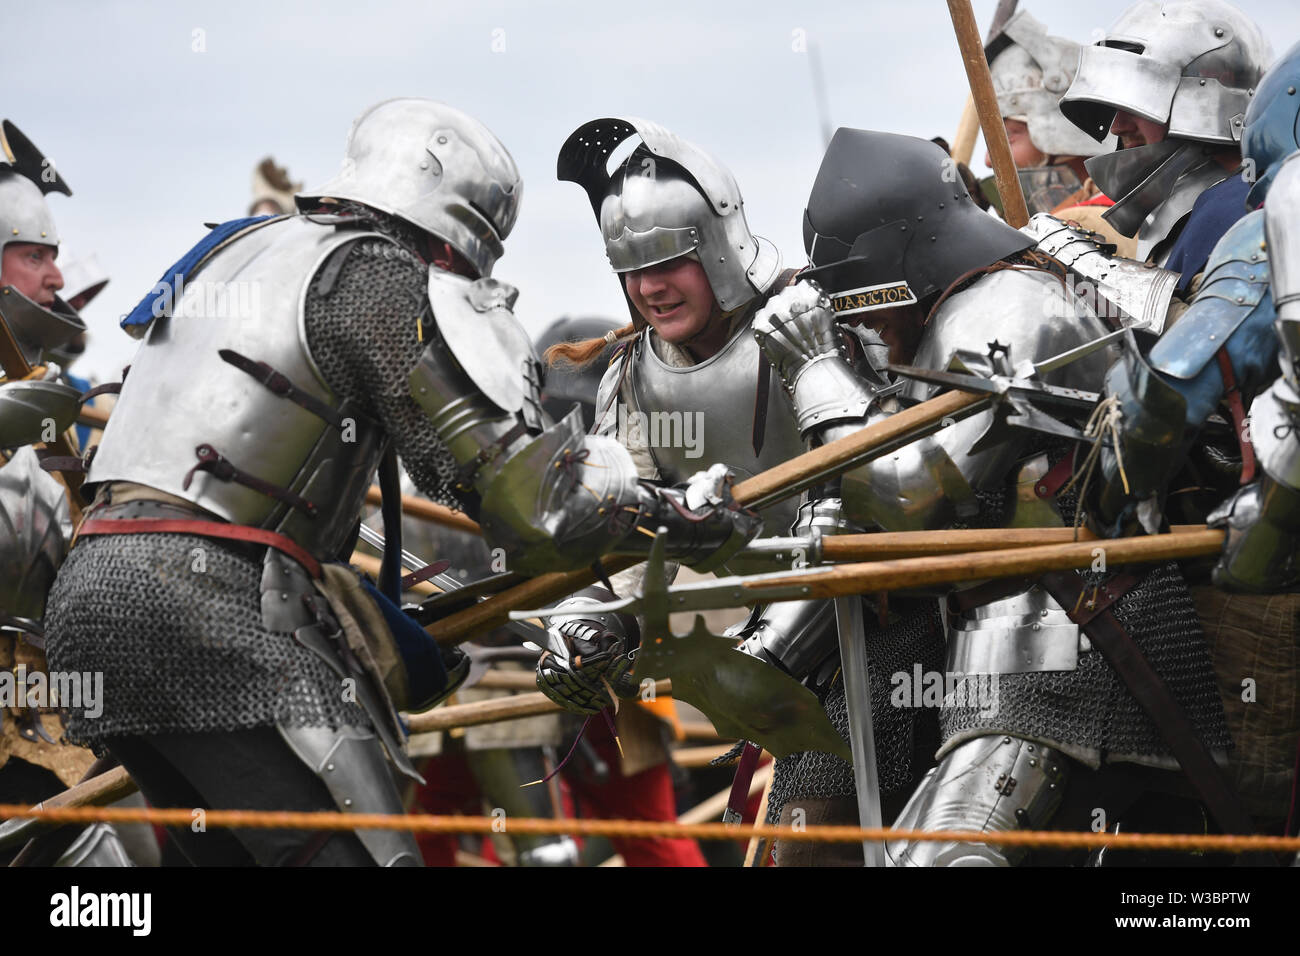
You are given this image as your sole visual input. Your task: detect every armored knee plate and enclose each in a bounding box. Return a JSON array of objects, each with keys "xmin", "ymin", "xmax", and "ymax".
[
  {"xmin": 276, "ymin": 724, "xmax": 421, "ymax": 867},
  {"xmin": 886, "ymin": 735, "xmax": 1068, "ymax": 867}
]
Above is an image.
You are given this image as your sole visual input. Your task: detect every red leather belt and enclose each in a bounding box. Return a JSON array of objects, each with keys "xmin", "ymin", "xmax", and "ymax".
[{"xmin": 77, "ymin": 517, "xmax": 322, "ymax": 579}]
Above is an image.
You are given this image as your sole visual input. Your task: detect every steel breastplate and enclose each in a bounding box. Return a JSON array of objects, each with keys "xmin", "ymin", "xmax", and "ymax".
[
  {"xmin": 88, "ymin": 217, "xmax": 388, "ymax": 559},
  {"xmin": 627, "ymin": 321, "xmax": 804, "ymax": 533}
]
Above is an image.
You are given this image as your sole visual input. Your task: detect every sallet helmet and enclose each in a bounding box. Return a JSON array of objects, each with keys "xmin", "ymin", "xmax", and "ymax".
[
  {"xmin": 1061, "ymin": 0, "xmax": 1270, "ymax": 145},
  {"xmin": 986, "ymin": 10, "xmax": 1117, "ymax": 158},
  {"xmin": 297, "ymin": 98, "xmax": 522, "ymax": 278},
  {"xmin": 558, "ymin": 117, "xmax": 780, "ymax": 325},
  {"xmin": 0, "ymin": 120, "xmax": 84, "ymax": 364},
  {"xmin": 802, "ymin": 128, "xmax": 1032, "ymax": 314}
]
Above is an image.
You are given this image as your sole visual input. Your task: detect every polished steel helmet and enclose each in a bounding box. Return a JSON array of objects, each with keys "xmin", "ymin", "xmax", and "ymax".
[
  {"xmin": 986, "ymin": 10, "xmax": 1116, "ymax": 157},
  {"xmin": 558, "ymin": 117, "xmax": 780, "ymax": 317},
  {"xmin": 0, "ymin": 120, "xmax": 84, "ymax": 363},
  {"xmin": 1061, "ymin": 0, "xmax": 1270, "ymax": 145},
  {"xmin": 298, "ymin": 98, "xmax": 522, "ymax": 278},
  {"xmin": 1, "ymin": 120, "xmax": 71, "ymax": 257}
]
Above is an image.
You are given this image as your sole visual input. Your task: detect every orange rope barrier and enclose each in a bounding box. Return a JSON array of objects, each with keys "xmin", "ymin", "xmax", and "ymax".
[{"xmin": 2, "ymin": 804, "xmax": 1297, "ymax": 854}]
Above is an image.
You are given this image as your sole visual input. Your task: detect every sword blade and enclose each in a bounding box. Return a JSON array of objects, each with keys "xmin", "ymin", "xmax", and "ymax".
[
  {"xmin": 356, "ymin": 523, "xmax": 547, "ymax": 643},
  {"xmin": 834, "ymin": 596, "xmax": 884, "ymax": 866}
]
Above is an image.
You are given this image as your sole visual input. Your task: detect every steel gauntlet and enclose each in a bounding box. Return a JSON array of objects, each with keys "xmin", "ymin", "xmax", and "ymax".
[
  {"xmin": 753, "ymin": 280, "xmax": 882, "ymax": 437},
  {"xmin": 536, "ymin": 587, "xmax": 641, "ymax": 715}
]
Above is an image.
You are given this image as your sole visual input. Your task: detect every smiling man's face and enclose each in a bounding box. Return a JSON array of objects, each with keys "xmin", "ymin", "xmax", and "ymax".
[{"xmin": 623, "ymin": 255, "xmax": 720, "ymax": 346}]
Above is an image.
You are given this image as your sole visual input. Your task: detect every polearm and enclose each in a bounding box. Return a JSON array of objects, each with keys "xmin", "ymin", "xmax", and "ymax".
[
  {"xmin": 514, "ymin": 530, "xmax": 1227, "ymax": 620},
  {"xmin": 947, "ymin": 0, "xmax": 1030, "ymax": 227},
  {"xmin": 817, "ymin": 524, "xmax": 1207, "ymax": 562},
  {"xmin": 950, "ymin": 0, "xmax": 1019, "ymax": 166}
]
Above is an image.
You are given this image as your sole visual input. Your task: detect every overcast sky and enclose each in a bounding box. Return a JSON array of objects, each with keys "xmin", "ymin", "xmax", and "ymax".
[{"xmin": 11, "ymin": 0, "xmax": 1300, "ymax": 382}]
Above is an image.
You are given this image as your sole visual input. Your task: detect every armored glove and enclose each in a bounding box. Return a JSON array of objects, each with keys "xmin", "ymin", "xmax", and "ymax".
[
  {"xmin": 629, "ymin": 463, "xmax": 764, "ymax": 574},
  {"xmin": 752, "ymin": 280, "xmax": 881, "ymax": 435},
  {"xmin": 535, "ymin": 587, "xmax": 641, "ymax": 716}
]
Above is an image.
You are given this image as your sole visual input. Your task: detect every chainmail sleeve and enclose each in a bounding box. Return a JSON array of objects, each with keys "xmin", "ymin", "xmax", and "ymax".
[{"xmin": 301, "ymin": 236, "xmax": 465, "ymax": 510}]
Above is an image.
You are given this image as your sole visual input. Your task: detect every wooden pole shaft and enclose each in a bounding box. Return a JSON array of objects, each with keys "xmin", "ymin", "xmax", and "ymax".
[
  {"xmin": 426, "ymin": 556, "xmax": 641, "ymax": 646},
  {"xmin": 951, "ymin": 97, "xmax": 980, "ymax": 166},
  {"xmin": 752, "ymin": 529, "xmax": 1225, "ymax": 600},
  {"xmin": 947, "ymin": 0, "xmax": 1030, "ymax": 228},
  {"xmin": 362, "ymin": 485, "xmax": 482, "ymax": 536},
  {"xmin": 405, "ymin": 680, "xmax": 672, "ymax": 733},
  {"xmin": 428, "ymin": 390, "xmax": 982, "ymax": 645},
  {"xmin": 819, "ymin": 524, "xmax": 1207, "ymax": 562}
]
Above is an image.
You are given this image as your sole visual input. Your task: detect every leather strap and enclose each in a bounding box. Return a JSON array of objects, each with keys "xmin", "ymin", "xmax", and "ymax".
[
  {"xmin": 749, "ymin": 269, "xmax": 799, "ymax": 457},
  {"xmin": 182, "ymin": 443, "xmax": 319, "ymax": 517},
  {"xmin": 77, "ymin": 516, "xmax": 322, "ymax": 579},
  {"xmin": 377, "ymin": 447, "xmax": 403, "ymax": 603},
  {"xmin": 1034, "ymin": 448, "xmax": 1078, "ymax": 500},
  {"xmin": 453, "ymin": 420, "xmax": 529, "ymax": 493},
  {"xmin": 723, "ymin": 741, "xmax": 764, "ymax": 825},
  {"xmin": 1039, "ymin": 568, "xmax": 1257, "ymax": 838},
  {"xmin": 1216, "ymin": 347, "xmax": 1257, "ymax": 485},
  {"xmin": 401, "ymin": 560, "xmax": 451, "ymax": 591},
  {"xmin": 78, "ymin": 382, "xmax": 121, "ymax": 403},
  {"xmin": 37, "ymin": 455, "xmax": 87, "ymax": 474},
  {"xmin": 218, "ymin": 348, "xmax": 346, "ymax": 429}
]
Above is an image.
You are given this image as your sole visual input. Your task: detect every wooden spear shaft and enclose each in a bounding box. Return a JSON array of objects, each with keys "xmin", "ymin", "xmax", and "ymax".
[
  {"xmin": 819, "ymin": 524, "xmax": 1207, "ymax": 562},
  {"xmin": 750, "ymin": 529, "xmax": 1225, "ymax": 601},
  {"xmin": 405, "ymin": 680, "xmax": 673, "ymax": 733},
  {"xmin": 950, "ymin": 0, "xmax": 1018, "ymax": 166},
  {"xmin": 947, "ymin": 0, "xmax": 1030, "ymax": 228}
]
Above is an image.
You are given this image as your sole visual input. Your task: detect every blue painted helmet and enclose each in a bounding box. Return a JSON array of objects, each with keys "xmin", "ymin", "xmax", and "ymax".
[{"xmin": 1243, "ymin": 40, "xmax": 1300, "ymax": 207}]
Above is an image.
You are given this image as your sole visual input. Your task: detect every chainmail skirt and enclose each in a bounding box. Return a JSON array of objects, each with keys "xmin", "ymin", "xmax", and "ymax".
[
  {"xmin": 765, "ymin": 600, "xmax": 945, "ymax": 824},
  {"xmin": 45, "ymin": 533, "xmax": 368, "ymax": 748},
  {"xmin": 940, "ymin": 562, "xmax": 1233, "ymax": 767}
]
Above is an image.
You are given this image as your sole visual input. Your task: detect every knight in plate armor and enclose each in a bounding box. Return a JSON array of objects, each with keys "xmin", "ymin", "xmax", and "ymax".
[
  {"xmin": 755, "ymin": 129, "xmax": 1232, "ymax": 866},
  {"xmin": 0, "ymin": 120, "xmax": 134, "ymax": 866},
  {"xmin": 539, "ymin": 118, "xmax": 946, "ymax": 865},
  {"xmin": 1091, "ymin": 41, "xmax": 1300, "ymax": 829},
  {"xmin": 983, "ymin": 9, "xmax": 1131, "ymax": 253},
  {"xmin": 1060, "ymin": 0, "xmax": 1270, "ymax": 286},
  {"xmin": 42, "ymin": 99, "xmax": 760, "ymax": 866}
]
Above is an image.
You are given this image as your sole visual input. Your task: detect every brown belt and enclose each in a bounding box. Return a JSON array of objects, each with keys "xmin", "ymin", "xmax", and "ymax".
[{"xmin": 77, "ymin": 516, "xmax": 322, "ymax": 579}]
